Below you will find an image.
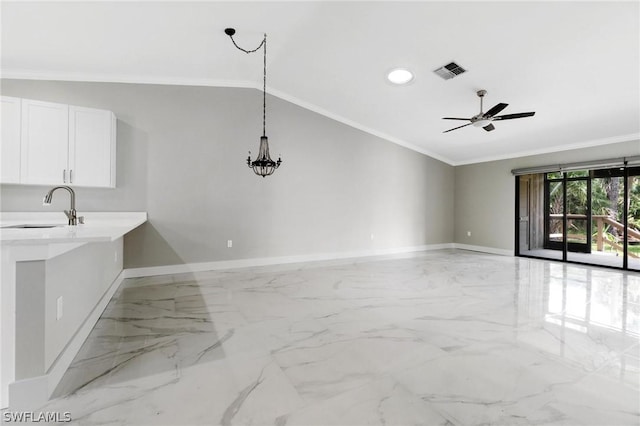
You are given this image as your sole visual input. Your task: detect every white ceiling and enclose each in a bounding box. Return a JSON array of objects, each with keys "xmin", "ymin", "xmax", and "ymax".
[{"xmin": 2, "ymin": 1, "xmax": 639, "ymax": 165}]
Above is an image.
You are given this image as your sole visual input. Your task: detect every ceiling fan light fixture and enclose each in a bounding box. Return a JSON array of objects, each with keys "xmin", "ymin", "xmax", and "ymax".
[
  {"xmin": 473, "ymin": 119, "xmax": 492, "ymax": 127},
  {"xmin": 387, "ymin": 68, "xmax": 414, "ymax": 85},
  {"xmin": 442, "ymin": 89, "xmax": 535, "ymax": 133}
]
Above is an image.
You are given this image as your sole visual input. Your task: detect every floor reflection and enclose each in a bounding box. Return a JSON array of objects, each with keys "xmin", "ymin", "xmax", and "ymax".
[{"xmin": 517, "ymin": 260, "xmax": 639, "ymax": 386}]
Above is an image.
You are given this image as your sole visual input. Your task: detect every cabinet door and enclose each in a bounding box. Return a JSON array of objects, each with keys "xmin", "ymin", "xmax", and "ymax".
[
  {"xmin": 68, "ymin": 106, "xmax": 116, "ymax": 188},
  {"xmin": 20, "ymin": 99, "xmax": 69, "ymax": 185},
  {"xmin": 1, "ymin": 96, "xmax": 21, "ymax": 183}
]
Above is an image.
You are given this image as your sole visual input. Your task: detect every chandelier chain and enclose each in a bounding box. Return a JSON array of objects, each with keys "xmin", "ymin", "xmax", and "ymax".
[
  {"xmin": 228, "ymin": 33, "xmax": 267, "ymax": 137},
  {"xmin": 263, "ymin": 34, "xmax": 266, "ymax": 137},
  {"xmin": 228, "ymin": 34, "xmax": 265, "ymax": 54}
]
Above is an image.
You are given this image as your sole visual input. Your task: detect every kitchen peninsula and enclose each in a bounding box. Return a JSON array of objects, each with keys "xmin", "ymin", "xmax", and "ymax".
[{"xmin": 0, "ymin": 212, "xmax": 146, "ymax": 409}]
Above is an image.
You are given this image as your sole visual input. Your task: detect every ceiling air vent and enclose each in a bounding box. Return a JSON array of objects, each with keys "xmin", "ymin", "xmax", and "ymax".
[{"xmin": 433, "ymin": 62, "xmax": 466, "ymax": 80}]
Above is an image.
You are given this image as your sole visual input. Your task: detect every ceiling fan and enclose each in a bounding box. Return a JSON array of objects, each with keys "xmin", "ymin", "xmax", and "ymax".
[{"xmin": 442, "ymin": 90, "xmax": 535, "ymax": 133}]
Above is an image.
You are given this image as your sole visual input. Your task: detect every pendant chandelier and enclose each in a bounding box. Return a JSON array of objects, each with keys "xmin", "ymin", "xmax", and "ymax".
[{"xmin": 225, "ymin": 27, "xmax": 282, "ymax": 177}]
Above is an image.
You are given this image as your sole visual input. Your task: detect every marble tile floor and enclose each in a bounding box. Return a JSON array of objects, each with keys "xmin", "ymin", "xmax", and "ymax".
[{"xmin": 31, "ymin": 250, "xmax": 640, "ymax": 425}]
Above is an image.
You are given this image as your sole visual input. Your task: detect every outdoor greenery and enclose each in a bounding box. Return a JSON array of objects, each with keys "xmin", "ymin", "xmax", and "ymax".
[{"xmin": 547, "ymin": 173, "xmax": 640, "ymax": 255}]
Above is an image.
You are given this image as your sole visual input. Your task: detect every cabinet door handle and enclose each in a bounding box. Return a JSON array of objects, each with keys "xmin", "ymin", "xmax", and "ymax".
[
  {"xmin": 70, "ymin": 169, "xmax": 73, "ymax": 184},
  {"xmin": 63, "ymin": 169, "xmax": 67, "ymax": 183}
]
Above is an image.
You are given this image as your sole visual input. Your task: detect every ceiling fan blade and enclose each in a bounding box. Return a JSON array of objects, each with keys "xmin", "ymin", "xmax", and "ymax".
[
  {"xmin": 442, "ymin": 117, "xmax": 471, "ymax": 121},
  {"xmin": 484, "ymin": 103, "xmax": 509, "ymax": 118},
  {"xmin": 443, "ymin": 122, "xmax": 473, "ymax": 133},
  {"xmin": 483, "ymin": 123, "xmax": 495, "ymax": 132},
  {"xmin": 493, "ymin": 112, "xmax": 535, "ymax": 120}
]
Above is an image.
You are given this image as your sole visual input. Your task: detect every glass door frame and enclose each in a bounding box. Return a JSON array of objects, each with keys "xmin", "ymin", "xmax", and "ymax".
[
  {"xmin": 543, "ymin": 175, "xmax": 564, "ymax": 253},
  {"xmin": 625, "ymin": 166, "xmax": 640, "ymax": 271},
  {"xmin": 543, "ymin": 172, "xmax": 592, "ymax": 255}
]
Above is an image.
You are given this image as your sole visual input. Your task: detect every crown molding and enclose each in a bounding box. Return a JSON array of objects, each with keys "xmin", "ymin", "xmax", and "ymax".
[
  {"xmin": 1, "ymin": 69, "xmax": 456, "ymax": 165},
  {"xmin": 2, "ymin": 70, "xmax": 636, "ymax": 167},
  {"xmin": 451, "ymin": 133, "xmax": 640, "ymax": 166}
]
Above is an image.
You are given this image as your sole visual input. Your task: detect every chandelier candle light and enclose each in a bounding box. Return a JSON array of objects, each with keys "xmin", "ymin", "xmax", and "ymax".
[{"xmin": 225, "ymin": 27, "xmax": 282, "ymax": 177}]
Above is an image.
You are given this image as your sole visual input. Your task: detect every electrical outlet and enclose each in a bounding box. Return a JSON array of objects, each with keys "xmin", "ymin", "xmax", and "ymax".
[
  {"xmin": 467, "ymin": 231, "xmax": 472, "ymax": 237},
  {"xmin": 227, "ymin": 240, "xmax": 233, "ymax": 248},
  {"xmin": 370, "ymin": 233, "xmax": 375, "ymax": 240},
  {"xmin": 56, "ymin": 296, "xmax": 63, "ymax": 320}
]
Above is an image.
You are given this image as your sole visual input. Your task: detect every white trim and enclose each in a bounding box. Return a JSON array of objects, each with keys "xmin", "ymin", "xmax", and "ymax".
[
  {"xmin": 1, "ymin": 70, "xmax": 455, "ymax": 164},
  {"xmin": 7, "ymin": 270, "xmax": 125, "ymax": 410},
  {"xmin": 123, "ymin": 243, "xmax": 455, "ymax": 278},
  {"xmin": 265, "ymin": 86, "xmax": 453, "ymax": 164},
  {"xmin": 453, "ymin": 243, "xmax": 513, "ymax": 257},
  {"xmin": 0, "ymin": 70, "xmax": 256, "ymax": 90},
  {"xmin": 4, "ymin": 71, "xmax": 635, "ymax": 167},
  {"xmin": 452, "ymin": 134, "xmax": 640, "ymax": 166},
  {"xmin": 7, "ymin": 376, "xmax": 48, "ymax": 411}
]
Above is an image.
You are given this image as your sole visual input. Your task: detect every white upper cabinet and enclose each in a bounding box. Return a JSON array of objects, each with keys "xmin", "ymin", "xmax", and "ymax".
[
  {"xmin": 20, "ymin": 99, "xmax": 69, "ymax": 185},
  {"xmin": 1, "ymin": 96, "xmax": 22, "ymax": 183},
  {"xmin": 0, "ymin": 97, "xmax": 117, "ymax": 188},
  {"xmin": 69, "ymin": 106, "xmax": 116, "ymax": 188}
]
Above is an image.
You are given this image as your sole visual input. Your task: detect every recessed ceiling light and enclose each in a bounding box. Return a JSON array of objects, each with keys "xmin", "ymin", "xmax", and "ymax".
[{"xmin": 387, "ymin": 68, "xmax": 414, "ymax": 85}]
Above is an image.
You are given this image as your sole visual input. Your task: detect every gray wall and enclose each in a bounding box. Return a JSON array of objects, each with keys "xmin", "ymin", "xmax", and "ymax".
[
  {"xmin": 14, "ymin": 239, "xmax": 122, "ymax": 376},
  {"xmin": 1, "ymin": 79, "xmax": 454, "ymax": 268},
  {"xmin": 454, "ymin": 140, "xmax": 640, "ymax": 251}
]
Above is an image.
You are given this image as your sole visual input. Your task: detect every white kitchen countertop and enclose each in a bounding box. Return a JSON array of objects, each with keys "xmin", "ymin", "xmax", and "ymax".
[
  {"xmin": 0, "ymin": 211, "xmax": 147, "ymax": 410},
  {"xmin": 0, "ymin": 212, "xmax": 147, "ymax": 245}
]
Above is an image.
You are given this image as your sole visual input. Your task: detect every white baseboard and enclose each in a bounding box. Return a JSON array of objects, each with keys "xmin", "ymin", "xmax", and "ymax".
[
  {"xmin": 7, "ymin": 376, "xmax": 48, "ymax": 411},
  {"xmin": 453, "ymin": 243, "xmax": 513, "ymax": 257},
  {"xmin": 7, "ymin": 270, "xmax": 126, "ymax": 410},
  {"xmin": 123, "ymin": 243, "xmax": 456, "ymax": 278},
  {"xmin": 121, "ymin": 243, "xmax": 513, "ymax": 280}
]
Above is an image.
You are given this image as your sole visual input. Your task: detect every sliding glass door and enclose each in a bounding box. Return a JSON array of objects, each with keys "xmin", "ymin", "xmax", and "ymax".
[
  {"xmin": 517, "ymin": 174, "xmax": 545, "ymax": 257},
  {"xmin": 515, "ymin": 157, "xmax": 640, "ymax": 271},
  {"xmin": 590, "ymin": 169, "xmax": 624, "ymax": 268},
  {"xmin": 544, "ymin": 173, "xmax": 564, "ymax": 251},
  {"xmin": 544, "ymin": 172, "xmax": 591, "ymax": 254},
  {"xmin": 566, "ymin": 175, "xmax": 591, "ymax": 254}
]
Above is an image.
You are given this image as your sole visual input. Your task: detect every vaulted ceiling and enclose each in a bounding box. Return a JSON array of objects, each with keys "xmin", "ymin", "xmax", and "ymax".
[{"xmin": 2, "ymin": 1, "xmax": 638, "ymax": 165}]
